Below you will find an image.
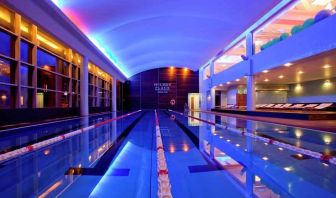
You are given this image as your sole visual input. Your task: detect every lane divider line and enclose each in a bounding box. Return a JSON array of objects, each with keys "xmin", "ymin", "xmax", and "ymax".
[
  {"xmin": 0, "ymin": 110, "xmax": 142, "ymax": 163},
  {"xmin": 168, "ymin": 109, "xmax": 336, "ymax": 166},
  {"xmin": 154, "ymin": 110, "xmax": 173, "ymax": 198}
]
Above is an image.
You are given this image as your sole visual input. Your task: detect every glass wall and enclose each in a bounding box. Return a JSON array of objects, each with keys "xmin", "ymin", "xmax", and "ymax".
[
  {"xmin": 88, "ymin": 62, "xmax": 112, "ymax": 108},
  {"xmin": 214, "ymin": 39, "xmax": 246, "ymax": 74},
  {"xmin": 254, "ymin": 0, "xmax": 336, "ymax": 53},
  {"xmin": 0, "ymin": 4, "xmax": 83, "ymax": 109}
]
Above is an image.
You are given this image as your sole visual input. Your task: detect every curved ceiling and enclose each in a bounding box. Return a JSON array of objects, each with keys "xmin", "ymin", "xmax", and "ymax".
[{"xmin": 52, "ymin": 0, "xmax": 281, "ymax": 77}]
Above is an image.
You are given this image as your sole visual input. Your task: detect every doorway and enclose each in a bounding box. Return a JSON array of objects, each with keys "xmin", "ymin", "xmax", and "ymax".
[{"xmin": 188, "ymin": 93, "xmax": 200, "ymax": 110}]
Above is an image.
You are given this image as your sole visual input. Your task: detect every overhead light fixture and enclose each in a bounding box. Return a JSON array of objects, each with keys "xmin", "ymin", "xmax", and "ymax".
[
  {"xmin": 322, "ymin": 64, "xmax": 332, "ymax": 69},
  {"xmin": 235, "ymin": 79, "xmax": 240, "ymax": 82},
  {"xmin": 264, "ymin": 79, "xmax": 269, "ymax": 82},
  {"xmin": 227, "ymin": 81, "xmax": 231, "ymax": 84},
  {"xmin": 219, "ymin": 83, "xmax": 223, "ymax": 86},
  {"xmin": 284, "ymin": 63, "xmax": 293, "ymax": 67},
  {"xmin": 284, "ymin": 166, "xmax": 293, "ymax": 172},
  {"xmin": 262, "ymin": 70, "xmax": 269, "ymax": 73},
  {"xmin": 298, "ymin": 71, "xmax": 304, "ymax": 74},
  {"xmin": 262, "ymin": 156, "xmax": 269, "ymax": 161},
  {"xmin": 279, "ymin": 75, "xmax": 284, "ymax": 79}
]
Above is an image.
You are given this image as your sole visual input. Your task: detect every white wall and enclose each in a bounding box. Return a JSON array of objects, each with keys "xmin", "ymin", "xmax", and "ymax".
[{"xmin": 227, "ymin": 86, "xmax": 237, "ymax": 105}]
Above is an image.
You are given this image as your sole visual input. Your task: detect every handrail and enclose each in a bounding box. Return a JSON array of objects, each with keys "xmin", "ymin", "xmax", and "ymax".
[
  {"xmin": 0, "ymin": 110, "xmax": 142, "ymax": 163},
  {"xmin": 154, "ymin": 110, "xmax": 173, "ymax": 198},
  {"xmin": 168, "ymin": 109, "xmax": 336, "ymax": 166}
]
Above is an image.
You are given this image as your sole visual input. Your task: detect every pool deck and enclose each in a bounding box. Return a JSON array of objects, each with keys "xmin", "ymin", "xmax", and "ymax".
[{"xmin": 199, "ymin": 110, "xmax": 336, "ymax": 133}]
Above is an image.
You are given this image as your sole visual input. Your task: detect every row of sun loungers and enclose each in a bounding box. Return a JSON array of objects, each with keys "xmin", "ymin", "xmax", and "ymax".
[{"xmin": 256, "ymin": 103, "xmax": 334, "ymax": 110}]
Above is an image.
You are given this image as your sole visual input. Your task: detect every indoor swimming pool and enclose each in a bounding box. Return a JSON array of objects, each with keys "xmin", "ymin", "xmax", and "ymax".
[{"xmin": 0, "ymin": 110, "xmax": 336, "ymax": 198}]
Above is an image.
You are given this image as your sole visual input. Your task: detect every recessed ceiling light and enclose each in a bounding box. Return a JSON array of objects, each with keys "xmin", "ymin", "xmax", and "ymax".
[
  {"xmin": 284, "ymin": 166, "xmax": 293, "ymax": 172},
  {"xmin": 219, "ymin": 83, "xmax": 223, "ymax": 86},
  {"xmin": 284, "ymin": 63, "xmax": 293, "ymax": 67},
  {"xmin": 262, "ymin": 70, "xmax": 269, "ymax": 73},
  {"xmin": 279, "ymin": 75, "xmax": 284, "ymax": 79},
  {"xmin": 264, "ymin": 79, "xmax": 269, "ymax": 82},
  {"xmin": 322, "ymin": 64, "xmax": 332, "ymax": 69},
  {"xmin": 298, "ymin": 71, "xmax": 304, "ymax": 74},
  {"xmin": 262, "ymin": 156, "xmax": 268, "ymax": 161},
  {"xmin": 235, "ymin": 79, "xmax": 240, "ymax": 82},
  {"xmin": 227, "ymin": 81, "xmax": 231, "ymax": 84}
]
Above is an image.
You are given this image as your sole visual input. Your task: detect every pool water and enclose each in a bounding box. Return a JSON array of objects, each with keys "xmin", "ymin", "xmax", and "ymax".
[{"xmin": 0, "ymin": 110, "xmax": 335, "ymax": 198}]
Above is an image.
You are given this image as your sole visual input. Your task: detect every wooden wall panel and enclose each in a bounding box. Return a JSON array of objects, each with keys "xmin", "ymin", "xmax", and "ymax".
[{"xmin": 124, "ymin": 68, "xmax": 198, "ymax": 110}]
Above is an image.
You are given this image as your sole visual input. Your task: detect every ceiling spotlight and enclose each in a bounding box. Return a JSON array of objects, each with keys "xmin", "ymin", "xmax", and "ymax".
[
  {"xmin": 298, "ymin": 71, "xmax": 304, "ymax": 74},
  {"xmin": 219, "ymin": 83, "xmax": 223, "ymax": 86},
  {"xmin": 322, "ymin": 64, "xmax": 332, "ymax": 69},
  {"xmin": 227, "ymin": 81, "xmax": 231, "ymax": 84},
  {"xmin": 284, "ymin": 63, "xmax": 293, "ymax": 67},
  {"xmin": 262, "ymin": 70, "xmax": 269, "ymax": 73},
  {"xmin": 235, "ymin": 79, "xmax": 240, "ymax": 82},
  {"xmin": 264, "ymin": 79, "xmax": 269, "ymax": 82},
  {"xmin": 279, "ymin": 75, "xmax": 284, "ymax": 79}
]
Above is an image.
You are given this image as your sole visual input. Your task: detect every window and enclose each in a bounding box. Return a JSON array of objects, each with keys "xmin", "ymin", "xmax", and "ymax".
[
  {"xmin": 254, "ymin": 0, "xmax": 336, "ymax": 53},
  {"xmin": 59, "ymin": 92, "xmax": 69, "ymax": 108},
  {"xmin": 58, "ymin": 60, "xmax": 69, "ymax": 76},
  {"xmin": 71, "ymin": 66, "xmax": 77, "ymax": 79},
  {"xmin": 20, "ymin": 65, "xmax": 32, "ymax": 86},
  {"xmin": 36, "ymin": 90, "xmax": 55, "ymax": 108},
  {"xmin": 72, "ymin": 80, "xmax": 77, "ymax": 93},
  {"xmin": 0, "ymin": 58, "xmax": 12, "ymax": 84},
  {"xmin": 0, "ymin": 31, "xmax": 12, "ymax": 57},
  {"xmin": 0, "ymin": 85, "xmax": 11, "ymax": 109},
  {"xmin": 214, "ymin": 39, "xmax": 246, "ymax": 74},
  {"xmin": 37, "ymin": 49, "xmax": 56, "ymax": 72},
  {"xmin": 37, "ymin": 69, "xmax": 55, "ymax": 90},
  {"xmin": 72, "ymin": 94, "xmax": 77, "ymax": 107},
  {"xmin": 20, "ymin": 41, "xmax": 31, "ymax": 63},
  {"xmin": 58, "ymin": 76, "xmax": 69, "ymax": 92},
  {"xmin": 20, "ymin": 88, "xmax": 30, "ymax": 108}
]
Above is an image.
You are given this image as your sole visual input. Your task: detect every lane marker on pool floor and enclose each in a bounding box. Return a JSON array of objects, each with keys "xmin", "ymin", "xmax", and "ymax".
[
  {"xmin": 0, "ymin": 110, "xmax": 142, "ymax": 164},
  {"xmin": 154, "ymin": 110, "xmax": 173, "ymax": 198},
  {"xmin": 168, "ymin": 109, "xmax": 336, "ymax": 166}
]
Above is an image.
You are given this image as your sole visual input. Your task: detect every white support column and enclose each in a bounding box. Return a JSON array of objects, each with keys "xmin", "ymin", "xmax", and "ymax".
[
  {"xmin": 246, "ymin": 33, "xmax": 256, "ymax": 111},
  {"xmin": 199, "ymin": 68, "xmax": 207, "ymax": 111},
  {"xmin": 80, "ymin": 56, "xmax": 89, "ymax": 116},
  {"xmin": 112, "ymin": 77, "xmax": 117, "ymax": 112},
  {"xmin": 209, "ymin": 61, "xmax": 216, "ymax": 109}
]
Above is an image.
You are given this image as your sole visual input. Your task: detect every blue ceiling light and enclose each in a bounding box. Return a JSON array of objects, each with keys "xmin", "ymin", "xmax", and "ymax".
[
  {"xmin": 89, "ymin": 36, "xmax": 130, "ymax": 78},
  {"xmin": 50, "ymin": 0, "xmax": 130, "ymax": 78}
]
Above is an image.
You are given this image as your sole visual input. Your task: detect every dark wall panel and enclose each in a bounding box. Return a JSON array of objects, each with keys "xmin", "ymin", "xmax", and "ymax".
[{"xmin": 124, "ymin": 68, "xmax": 198, "ymax": 111}]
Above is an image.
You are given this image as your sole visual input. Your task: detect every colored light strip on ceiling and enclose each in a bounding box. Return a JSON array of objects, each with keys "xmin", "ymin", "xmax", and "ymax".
[{"xmin": 50, "ymin": 0, "xmax": 130, "ymax": 78}]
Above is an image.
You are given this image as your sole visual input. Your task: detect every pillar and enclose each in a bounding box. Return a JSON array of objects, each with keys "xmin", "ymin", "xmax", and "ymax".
[
  {"xmin": 209, "ymin": 61, "xmax": 215, "ymax": 110},
  {"xmin": 80, "ymin": 56, "xmax": 89, "ymax": 116},
  {"xmin": 246, "ymin": 33, "xmax": 256, "ymax": 111},
  {"xmin": 112, "ymin": 77, "xmax": 117, "ymax": 112},
  {"xmin": 245, "ymin": 120, "xmax": 256, "ymax": 196}
]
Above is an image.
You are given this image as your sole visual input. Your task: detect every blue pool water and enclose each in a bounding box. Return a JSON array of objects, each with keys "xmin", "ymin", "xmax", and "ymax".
[{"xmin": 0, "ymin": 110, "xmax": 336, "ymax": 198}]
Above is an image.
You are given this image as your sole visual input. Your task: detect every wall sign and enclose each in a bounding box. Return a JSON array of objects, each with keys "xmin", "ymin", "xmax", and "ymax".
[{"xmin": 154, "ymin": 83, "xmax": 173, "ymax": 94}]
